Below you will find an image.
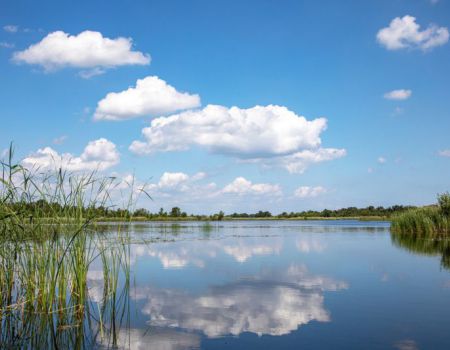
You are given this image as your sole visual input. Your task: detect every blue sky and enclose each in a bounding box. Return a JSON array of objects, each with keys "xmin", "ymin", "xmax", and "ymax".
[{"xmin": 1, "ymin": 0, "xmax": 449, "ymax": 214}]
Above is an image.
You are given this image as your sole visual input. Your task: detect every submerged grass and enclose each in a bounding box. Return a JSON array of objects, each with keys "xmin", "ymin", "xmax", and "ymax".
[{"xmin": 0, "ymin": 145, "xmax": 134, "ymax": 348}]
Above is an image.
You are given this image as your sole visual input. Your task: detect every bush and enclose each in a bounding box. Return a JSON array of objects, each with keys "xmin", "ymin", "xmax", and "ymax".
[{"xmin": 438, "ymin": 192, "xmax": 450, "ymax": 217}]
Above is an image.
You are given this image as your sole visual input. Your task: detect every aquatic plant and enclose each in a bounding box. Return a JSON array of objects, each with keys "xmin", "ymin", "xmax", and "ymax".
[
  {"xmin": 0, "ymin": 145, "xmax": 132, "ymax": 348},
  {"xmin": 391, "ymin": 193, "xmax": 450, "ymax": 236}
]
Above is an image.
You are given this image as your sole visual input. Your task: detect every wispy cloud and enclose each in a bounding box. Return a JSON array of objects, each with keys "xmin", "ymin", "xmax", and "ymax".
[
  {"xmin": 384, "ymin": 89, "xmax": 412, "ymax": 100},
  {"xmin": 3, "ymin": 25, "xmax": 18, "ymax": 33},
  {"xmin": 438, "ymin": 149, "xmax": 450, "ymax": 157}
]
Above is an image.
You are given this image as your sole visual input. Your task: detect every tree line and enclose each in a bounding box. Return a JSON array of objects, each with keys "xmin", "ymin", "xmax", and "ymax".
[{"xmin": 2, "ymin": 200, "xmax": 416, "ymax": 221}]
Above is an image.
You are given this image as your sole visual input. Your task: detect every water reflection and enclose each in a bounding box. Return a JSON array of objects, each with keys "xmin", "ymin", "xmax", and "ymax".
[
  {"xmin": 5, "ymin": 220, "xmax": 450, "ymax": 349},
  {"xmin": 97, "ymin": 328, "xmax": 201, "ymax": 350},
  {"xmin": 391, "ymin": 232, "xmax": 450, "ymax": 269},
  {"xmin": 134, "ymin": 264, "xmax": 347, "ymax": 338},
  {"xmin": 129, "ymin": 237, "xmax": 284, "ymax": 268}
]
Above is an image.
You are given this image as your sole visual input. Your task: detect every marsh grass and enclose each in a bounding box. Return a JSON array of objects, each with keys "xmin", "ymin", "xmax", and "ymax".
[
  {"xmin": 391, "ymin": 193, "xmax": 450, "ymax": 270},
  {"xmin": 0, "ymin": 145, "xmax": 135, "ymax": 348},
  {"xmin": 391, "ymin": 193, "xmax": 450, "ymax": 236}
]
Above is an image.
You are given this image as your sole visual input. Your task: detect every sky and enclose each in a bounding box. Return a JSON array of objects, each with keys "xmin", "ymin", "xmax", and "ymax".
[{"xmin": 1, "ymin": 0, "xmax": 450, "ymax": 214}]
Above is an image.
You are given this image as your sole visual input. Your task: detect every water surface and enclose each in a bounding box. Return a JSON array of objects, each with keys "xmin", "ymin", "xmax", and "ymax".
[{"xmin": 89, "ymin": 220, "xmax": 450, "ymax": 349}]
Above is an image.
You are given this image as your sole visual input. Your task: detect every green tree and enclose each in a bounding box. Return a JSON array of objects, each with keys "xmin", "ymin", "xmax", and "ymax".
[{"xmin": 170, "ymin": 207, "xmax": 181, "ymax": 217}]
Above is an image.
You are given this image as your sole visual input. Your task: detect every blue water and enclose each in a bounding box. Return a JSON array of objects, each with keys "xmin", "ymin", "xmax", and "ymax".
[{"xmin": 92, "ymin": 220, "xmax": 450, "ymax": 349}]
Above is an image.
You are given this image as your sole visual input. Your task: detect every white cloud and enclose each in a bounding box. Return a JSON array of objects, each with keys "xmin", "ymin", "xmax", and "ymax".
[
  {"xmin": 158, "ymin": 172, "xmax": 190, "ymax": 189},
  {"xmin": 294, "ymin": 186, "xmax": 327, "ymax": 198},
  {"xmin": 222, "ymin": 177, "xmax": 282, "ymax": 196},
  {"xmin": 130, "ymin": 104, "xmax": 326, "ymax": 156},
  {"xmin": 384, "ymin": 89, "xmax": 412, "ymax": 100},
  {"xmin": 130, "ymin": 104, "xmax": 344, "ymax": 173},
  {"xmin": 439, "ymin": 149, "xmax": 450, "ymax": 157},
  {"xmin": 94, "ymin": 76, "xmax": 200, "ymax": 121},
  {"xmin": 4, "ymin": 25, "xmax": 18, "ymax": 33},
  {"xmin": 367, "ymin": 167, "xmax": 374, "ymax": 174},
  {"xmin": 12, "ymin": 30, "xmax": 150, "ymax": 73},
  {"xmin": 22, "ymin": 138, "xmax": 119, "ymax": 172},
  {"xmin": 377, "ymin": 15, "xmax": 449, "ymax": 51},
  {"xmin": 378, "ymin": 156, "xmax": 387, "ymax": 164},
  {"xmin": 265, "ymin": 148, "xmax": 346, "ymax": 174},
  {"xmin": 143, "ymin": 171, "xmax": 214, "ymax": 197}
]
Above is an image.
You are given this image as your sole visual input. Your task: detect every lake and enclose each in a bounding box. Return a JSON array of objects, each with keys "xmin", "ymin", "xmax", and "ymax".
[{"xmin": 3, "ymin": 220, "xmax": 450, "ymax": 349}]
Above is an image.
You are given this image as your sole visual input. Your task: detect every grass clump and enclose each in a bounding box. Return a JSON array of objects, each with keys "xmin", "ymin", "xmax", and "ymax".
[
  {"xmin": 391, "ymin": 193, "xmax": 450, "ymax": 236},
  {"xmin": 0, "ymin": 145, "xmax": 132, "ymax": 348}
]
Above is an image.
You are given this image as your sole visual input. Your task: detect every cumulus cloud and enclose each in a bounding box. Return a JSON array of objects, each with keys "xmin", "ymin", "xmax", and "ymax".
[
  {"xmin": 157, "ymin": 172, "xmax": 190, "ymax": 189},
  {"xmin": 22, "ymin": 138, "xmax": 119, "ymax": 171},
  {"xmin": 130, "ymin": 104, "xmax": 326, "ymax": 156},
  {"xmin": 94, "ymin": 76, "xmax": 200, "ymax": 121},
  {"xmin": 4, "ymin": 25, "xmax": 18, "ymax": 33},
  {"xmin": 130, "ymin": 104, "xmax": 345, "ymax": 173},
  {"xmin": 384, "ymin": 89, "xmax": 412, "ymax": 100},
  {"xmin": 377, "ymin": 15, "xmax": 449, "ymax": 51},
  {"xmin": 439, "ymin": 149, "xmax": 450, "ymax": 157},
  {"xmin": 259, "ymin": 148, "xmax": 346, "ymax": 174},
  {"xmin": 12, "ymin": 30, "xmax": 150, "ymax": 74},
  {"xmin": 146, "ymin": 172, "xmax": 203, "ymax": 192},
  {"xmin": 294, "ymin": 186, "xmax": 327, "ymax": 198},
  {"xmin": 222, "ymin": 177, "xmax": 282, "ymax": 196},
  {"xmin": 377, "ymin": 156, "xmax": 387, "ymax": 164}
]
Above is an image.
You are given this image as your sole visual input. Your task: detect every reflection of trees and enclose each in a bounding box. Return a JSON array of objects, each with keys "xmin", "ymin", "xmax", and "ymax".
[
  {"xmin": 134, "ymin": 265, "xmax": 348, "ymax": 338},
  {"xmin": 391, "ymin": 233, "xmax": 450, "ymax": 269}
]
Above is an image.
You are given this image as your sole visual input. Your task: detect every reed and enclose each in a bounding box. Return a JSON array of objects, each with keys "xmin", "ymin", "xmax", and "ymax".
[
  {"xmin": 0, "ymin": 144, "xmax": 132, "ymax": 348},
  {"xmin": 391, "ymin": 193, "xmax": 450, "ymax": 236}
]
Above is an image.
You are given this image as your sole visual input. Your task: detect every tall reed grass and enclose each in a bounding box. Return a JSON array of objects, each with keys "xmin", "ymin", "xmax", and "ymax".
[
  {"xmin": 391, "ymin": 193, "xmax": 450, "ymax": 236},
  {"xmin": 0, "ymin": 145, "xmax": 133, "ymax": 348}
]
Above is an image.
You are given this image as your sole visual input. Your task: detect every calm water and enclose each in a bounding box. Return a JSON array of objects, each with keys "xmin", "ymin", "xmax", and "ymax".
[{"xmin": 87, "ymin": 220, "xmax": 450, "ymax": 349}]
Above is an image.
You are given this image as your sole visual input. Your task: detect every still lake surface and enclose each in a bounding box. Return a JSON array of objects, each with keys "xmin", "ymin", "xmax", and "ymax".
[{"xmin": 88, "ymin": 220, "xmax": 450, "ymax": 349}]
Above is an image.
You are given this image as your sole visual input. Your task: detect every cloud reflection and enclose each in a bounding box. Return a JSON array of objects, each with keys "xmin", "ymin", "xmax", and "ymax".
[
  {"xmin": 130, "ymin": 237, "xmax": 283, "ymax": 268},
  {"xmin": 134, "ymin": 264, "xmax": 347, "ymax": 338}
]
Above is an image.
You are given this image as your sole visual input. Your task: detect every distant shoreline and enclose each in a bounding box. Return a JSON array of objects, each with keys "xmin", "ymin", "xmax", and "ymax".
[{"xmin": 94, "ymin": 216, "xmax": 391, "ymax": 222}]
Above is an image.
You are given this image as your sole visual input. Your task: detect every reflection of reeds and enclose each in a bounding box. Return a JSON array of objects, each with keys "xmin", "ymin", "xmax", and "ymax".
[
  {"xmin": 392, "ymin": 232, "xmax": 450, "ymax": 270},
  {"xmin": 0, "ymin": 145, "xmax": 131, "ymax": 348}
]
